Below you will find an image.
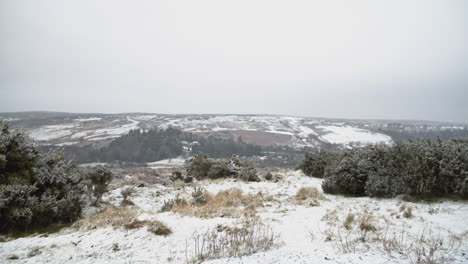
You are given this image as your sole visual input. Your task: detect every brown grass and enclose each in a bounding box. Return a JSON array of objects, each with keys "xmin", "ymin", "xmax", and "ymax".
[
  {"xmin": 292, "ymin": 187, "xmax": 325, "ymax": 206},
  {"xmin": 77, "ymin": 207, "xmax": 138, "ymax": 230},
  {"xmin": 120, "ymin": 199, "xmax": 135, "ymax": 207},
  {"xmin": 76, "ymin": 207, "xmax": 171, "ymax": 236},
  {"xmin": 358, "ymin": 213, "xmax": 377, "ymax": 232},
  {"xmin": 147, "ymin": 220, "xmax": 172, "ymax": 236},
  {"xmin": 343, "ymin": 212, "xmax": 355, "ymax": 230},
  {"xmin": 171, "ymin": 188, "xmax": 264, "ymax": 218}
]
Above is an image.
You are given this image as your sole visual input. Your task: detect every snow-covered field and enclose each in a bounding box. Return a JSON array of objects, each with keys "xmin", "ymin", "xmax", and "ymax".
[
  {"xmin": 2, "ymin": 171, "xmax": 467, "ymax": 264},
  {"xmin": 146, "ymin": 158, "xmax": 186, "ymax": 169},
  {"xmin": 317, "ymin": 125, "xmax": 393, "ymax": 147}
]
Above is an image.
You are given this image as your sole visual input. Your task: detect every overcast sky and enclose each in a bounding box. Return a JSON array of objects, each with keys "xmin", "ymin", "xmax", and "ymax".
[{"xmin": 1, "ymin": 0, "xmax": 467, "ymax": 123}]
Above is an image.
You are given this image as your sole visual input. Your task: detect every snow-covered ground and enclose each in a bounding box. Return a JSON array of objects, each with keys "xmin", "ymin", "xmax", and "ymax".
[
  {"xmin": 146, "ymin": 158, "xmax": 186, "ymax": 169},
  {"xmin": 74, "ymin": 118, "xmax": 102, "ymax": 122},
  {"xmin": 317, "ymin": 125, "xmax": 393, "ymax": 147},
  {"xmin": 29, "ymin": 124, "xmax": 78, "ymax": 141},
  {"xmin": 2, "ymin": 171, "xmax": 467, "ymax": 264}
]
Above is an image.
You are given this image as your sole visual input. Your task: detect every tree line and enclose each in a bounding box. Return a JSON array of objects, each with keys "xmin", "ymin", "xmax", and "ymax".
[{"xmin": 56, "ymin": 128, "xmax": 263, "ymax": 164}]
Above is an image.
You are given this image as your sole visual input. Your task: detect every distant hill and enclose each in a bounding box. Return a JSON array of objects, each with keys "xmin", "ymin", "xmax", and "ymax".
[{"xmin": 1, "ymin": 112, "xmax": 467, "ymax": 151}]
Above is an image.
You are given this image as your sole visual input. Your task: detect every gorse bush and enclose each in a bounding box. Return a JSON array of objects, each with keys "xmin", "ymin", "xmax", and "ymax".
[
  {"xmin": 86, "ymin": 166, "xmax": 113, "ymax": 205},
  {"xmin": 187, "ymin": 155, "xmax": 260, "ymax": 182},
  {"xmin": 0, "ymin": 121, "xmax": 112, "ymax": 233},
  {"xmin": 322, "ymin": 145, "xmax": 388, "ymax": 196},
  {"xmin": 297, "ymin": 150, "xmax": 341, "ymax": 178},
  {"xmin": 299, "ymin": 138, "xmax": 468, "ymax": 199}
]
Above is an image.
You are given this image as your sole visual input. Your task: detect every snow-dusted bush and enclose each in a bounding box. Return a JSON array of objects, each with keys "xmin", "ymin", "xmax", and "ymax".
[
  {"xmin": 301, "ymin": 138, "xmax": 468, "ymax": 198},
  {"xmin": 187, "ymin": 155, "xmax": 212, "ymax": 179},
  {"xmin": 86, "ymin": 166, "xmax": 113, "ymax": 205},
  {"xmin": 322, "ymin": 145, "xmax": 388, "ymax": 196},
  {"xmin": 187, "ymin": 154, "xmax": 260, "ymax": 181},
  {"xmin": 0, "ymin": 121, "xmax": 88, "ymax": 233},
  {"xmin": 206, "ymin": 159, "xmax": 234, "ymax": 179},
  {"xmin": 365, "ymin": 139, "xmax": 468, "ymax": 198},
  {"xmin": 298, "ymin": 150, "xmax": 341, "ymax": 178},
  {"xmin": 238, "ymin": 163, "xmax": 261, "ymax": 182}
]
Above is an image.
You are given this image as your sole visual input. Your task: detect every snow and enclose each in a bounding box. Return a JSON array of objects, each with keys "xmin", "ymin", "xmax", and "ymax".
[
  {"xmin": 440, "ymin": 126, "xmax": 465, "ymax": 130},
  {"xmin": 317, "ymin": 125, "xmax": 393, "ymax": 146},
  {"xmin": 297, "ymin": 125, "xmax": 318, "ymax": 137},
  {"xmin": 0, "ymin": 117, "xmax": 20, "ymax": 121},
  {"xmin": 71, "ymin": 117, "xmax": 140, "ymax": 140},
  {"xmin": 146, "ymin": 158, "xmax": 186, "ymax": 169},
  {"xmin": 2, "ymin": 171, "xmax": 467, "ymax": 264},
  {"xmin": 71, "ymin": 131, "xmax": 90, "ymax": 139},
  {"xmin": 74, "ymin": 118, "xmax": 102, "ymax": 122},
  {"xmin": 28, "ymin": 124, "xmax": 77, "ymax": 141},
  {"xmin": 21, "ymin": 114, "xmax": 466, "ymax": 150},
  {"xmin": 132, "ymin": 115, "xmax": 158, "ymax": 121},
  {"xmin": 79, "ymin": 162, "xmax": 109, "ymax": 167},
  {"xmin": 54, "ymin": 142, "xmax": 76, "ymax": 146}
]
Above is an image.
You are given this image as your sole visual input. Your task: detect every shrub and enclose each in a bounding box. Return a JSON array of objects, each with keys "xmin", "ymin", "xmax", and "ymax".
[
  {"xmin": 298, "ymin": 150, "xmax": 341, "ymax": 178},
  {"xmin": 304, "ymin": 138, "xmax": 468, "ymax": 199},
  {"xmin": 322, "ymin": 145, "xmax": 389, "ymax": 196},
  {"xmin": 86, "ymin": 166, "xmax": 113, "ymax": 205},
  {"xmin": 187, "ymin": 155, "xmax": 212, "ymax": 179},
  {"xmin": 206, "ymin": 160, "xmax": 234, "ymax": 179},
  {"xmin": 170, "ymin": 170, "xmax": 183, "ymax": 181},
  {"xmin": 120, "ymin": 187, "xmax": 135, "ymax": 206},
  {"xmin": 121, "ymin": 187, "xmax": 135, "ymax": 201},
  {"xmin": 238, "ymin": 164, "xmax": 260, "ymax": 182},
  {"xmin": 0, "ymin": 121, "xmax": 88, "ymax": 233},
  {"xmin": 186, "ymin": 155, "xmax": 260, "ymax": 182}
]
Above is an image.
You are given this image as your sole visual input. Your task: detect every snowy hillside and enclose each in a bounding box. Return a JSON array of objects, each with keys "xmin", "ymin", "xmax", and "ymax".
[{"xmin": 1, "ymin": 112, "xmax": 466, "ymax": 150}]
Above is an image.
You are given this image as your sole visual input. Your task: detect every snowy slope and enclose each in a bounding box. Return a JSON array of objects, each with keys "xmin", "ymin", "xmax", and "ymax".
[{"xmin": 1, "ymin": 171, "xmax": 467, "ymax": 264}]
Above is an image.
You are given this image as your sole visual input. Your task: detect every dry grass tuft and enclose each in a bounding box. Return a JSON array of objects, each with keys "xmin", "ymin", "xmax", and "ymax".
[
  {"xmin": 293, "ymin": 187, "xmax": 326, "ymax": 206},
  {"xmin": 343, "ymin": 212, "xmax": 355, "ymax": 230},
  {"xmin": 120, "ymin": 199, "xmax": 136, "ymax": 207},
  {"xmin": 359, "ymin": 213, "xmax": 377, "ymax": 232},
  {"xmin": 161, "ymin": 195, "xmax": 189, "ymax": 212},
  {"xmin": 321, "ymin": 205, "xmax": 461, "ymax": 263},
  {"xmin": 170, "ymin": 188, "xmax": 264, "ymax": 218},
  {"xmin": 77, "ymin": 207, "xmax": 138, "ymax": 230},
  {"xmin": 188, "ymin": 214, "xmax": 281, "ymax": 262},
  {"xmin": 403, "ymin": 206, "xmax": 413, "ymax": 218},
  {"xmin": 76, "ymin": 207, "xmax": 171, "ymax": 236},
  {"xmin": 124, "ymin": 218, "xmax": 147, "ymax": 229},
  {"xmin": 147, "ymin": 220, "xmax": 172, "ymax": 236}
]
